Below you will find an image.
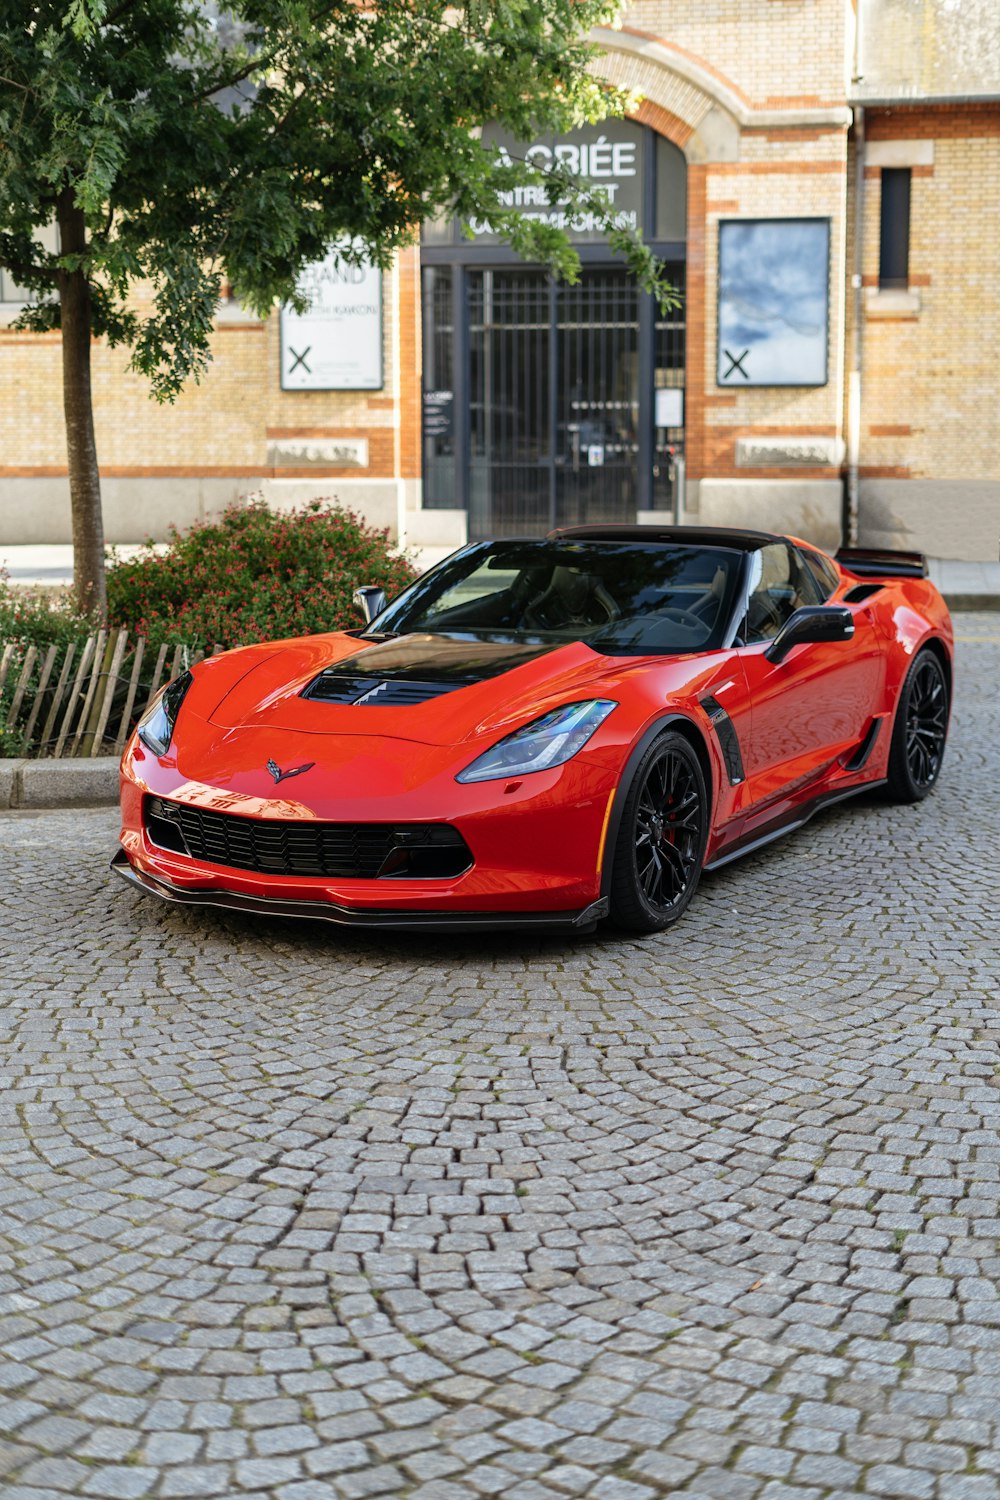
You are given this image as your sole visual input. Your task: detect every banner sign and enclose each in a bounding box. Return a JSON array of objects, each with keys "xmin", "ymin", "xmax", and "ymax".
[
  {"xmin": 467, "ymin": 121, "xmax": 646, "ymax": 244},
  {"xmin": 280, "ymin": 246, "xmax": 383, "ymax": 390}
]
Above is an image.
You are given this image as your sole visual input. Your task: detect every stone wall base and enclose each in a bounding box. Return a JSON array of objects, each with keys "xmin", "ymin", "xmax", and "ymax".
[
  {"xmin": 859, "ymin": 480, "xmax": 998, "ymax": 563},
  {"xmin": 0, "ymin": 476, "xmax": 404, "ymax": 545},
  {"xmin": 691, "ymin": 478, "xmax": 844, "ymax": 551}
]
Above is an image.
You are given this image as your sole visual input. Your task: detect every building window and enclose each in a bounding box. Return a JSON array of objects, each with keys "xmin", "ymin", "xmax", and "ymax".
[
  {"xmin": 0, "ymin": 268, "xmax": 32, "ymax": 303},
  {"xmin": 879, "ymin": 168, "xmax": 911, "ymax": 290},
  {"xmin": 0, "ymin": 224, "xmax": 59, "ymax": 306}
]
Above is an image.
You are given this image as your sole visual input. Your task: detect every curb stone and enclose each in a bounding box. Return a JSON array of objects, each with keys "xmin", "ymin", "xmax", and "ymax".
[
  {"xmin": 0, "ymin": 757, "xmax": 119, "ymax": 810},
  {"xmin": 945, "ymin": 594, "xmax": 1000, "ymax": 612}
]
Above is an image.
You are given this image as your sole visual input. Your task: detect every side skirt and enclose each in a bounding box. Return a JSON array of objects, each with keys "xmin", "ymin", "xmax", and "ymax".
[{"xmin": 704, "ymin": 778, "xmax": 886, "ymax": 873}]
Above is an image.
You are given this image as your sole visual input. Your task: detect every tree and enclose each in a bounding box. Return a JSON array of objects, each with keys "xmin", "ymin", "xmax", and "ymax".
[{"xmin": 0, "ymin": 0, "xmax": 676, "ymax": 616}]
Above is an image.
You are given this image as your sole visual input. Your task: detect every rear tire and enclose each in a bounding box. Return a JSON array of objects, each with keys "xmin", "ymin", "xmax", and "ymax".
[
  {"xmin": 884, "ymin": 647, "xmax": 949, "ymax": 803},
  {"xmin": 608, "ymin": 730, "xmax": 709, "ymax": 933}
]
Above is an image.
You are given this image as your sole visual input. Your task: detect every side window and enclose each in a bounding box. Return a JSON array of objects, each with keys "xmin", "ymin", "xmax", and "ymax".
[
  {"xmin": 743, "ymin": 544, "xmax": 820, "ymax": 644},
  {"xmin": 799, "ymin": 546, "xmax": 839, "ymax": 601}
]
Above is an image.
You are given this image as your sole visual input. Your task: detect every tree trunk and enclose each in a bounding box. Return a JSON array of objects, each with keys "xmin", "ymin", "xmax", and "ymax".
[{"xmin": 58, "ymin": 188, "xmax": 106, "ymax": 619}]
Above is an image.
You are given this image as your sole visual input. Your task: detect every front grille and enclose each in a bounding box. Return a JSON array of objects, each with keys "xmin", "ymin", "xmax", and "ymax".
[
  {"xmin": 144, "ymin": 797, "xmax": 473, "ymax": 880},
  {"xmin": 303, "ymin": 672, "xmax": 469, "ymax": 706}
]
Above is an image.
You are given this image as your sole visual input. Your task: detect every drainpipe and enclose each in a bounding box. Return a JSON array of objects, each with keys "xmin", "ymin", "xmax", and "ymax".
[
  {"xmin": 847, "ymin": 0, "xmax": 865, "ymax": 548},
  {"xmin": 846, "ymin": 104, "xmax": 864, "ymax": 547}
]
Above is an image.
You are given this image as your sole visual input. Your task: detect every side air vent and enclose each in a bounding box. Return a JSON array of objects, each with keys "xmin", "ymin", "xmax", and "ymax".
[
  {"xmin": 844, "ymin": 715, "xmax": 885, "ymax": 772},
  {"xmin": 843, "ymin": 583, "xmax": 883, "ymax": 604},
  {"xmin": 303, "ymin": 672, "xmax": 469, "ymax": 707},
  {"xmin": 700, "ymin": 695, "xmax": 745, "ymax": 786}
]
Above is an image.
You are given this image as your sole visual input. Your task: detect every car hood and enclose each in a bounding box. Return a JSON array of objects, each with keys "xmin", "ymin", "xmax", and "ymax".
[{"xmin": 205, "ymin": 632, "xmax": 627, "ymax": 747}]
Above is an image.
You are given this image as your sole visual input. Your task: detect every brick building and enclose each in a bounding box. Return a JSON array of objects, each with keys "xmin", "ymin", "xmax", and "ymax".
[
  {"xmin": 0, "ymin": 0, "xmax": 996, "ymax": 561},
  {"xmin": 848, "ymin": 0, "xmax": 999, "ymax": 561}
]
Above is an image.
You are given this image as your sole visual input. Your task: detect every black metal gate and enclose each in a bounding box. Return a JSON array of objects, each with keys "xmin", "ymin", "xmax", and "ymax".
[
  {"xmin": 464, "ymin": 266, "xmax": 683, "ymax": 538},
  {"xmin": 468, "ymin": 268, "xmax": 640, "ymax": 537}
]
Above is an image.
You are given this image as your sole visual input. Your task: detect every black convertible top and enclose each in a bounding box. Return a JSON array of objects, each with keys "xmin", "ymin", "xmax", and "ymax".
[{"xmin": 549, "ymin": 524, "xmax": 781, "ymax": 551}]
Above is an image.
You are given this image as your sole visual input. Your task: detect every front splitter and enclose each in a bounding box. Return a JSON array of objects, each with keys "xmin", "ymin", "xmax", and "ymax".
[{"xmin": 110, "ymin": 849, "xmax": 609, "ymax": 934}]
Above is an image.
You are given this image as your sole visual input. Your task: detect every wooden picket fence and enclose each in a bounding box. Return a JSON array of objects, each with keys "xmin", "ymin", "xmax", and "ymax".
[{"xmin": 0, "ymin": 632, "xmax": 224, "ymax": 759}]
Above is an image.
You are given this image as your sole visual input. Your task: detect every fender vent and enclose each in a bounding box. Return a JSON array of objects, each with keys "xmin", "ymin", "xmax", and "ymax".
[
  {"xmin": 303, "ymin": 672, "xmax": 469, "ymax": 706},
  {"xmin": 700, "ymin": 695, "xmax": 745, "ymax": 786},
  {"xmin": 843, "ymin": 583, "xmax": 883, "ymax": 604},
  {"xmin": 844, "ymin": 715, "xmax": 885, "ymax": 772}
]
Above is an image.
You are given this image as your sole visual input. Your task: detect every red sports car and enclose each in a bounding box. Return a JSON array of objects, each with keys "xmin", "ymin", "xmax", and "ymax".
[{"xmin": 113, "ymin": 525, "xmax": 952, "ymax": 935}]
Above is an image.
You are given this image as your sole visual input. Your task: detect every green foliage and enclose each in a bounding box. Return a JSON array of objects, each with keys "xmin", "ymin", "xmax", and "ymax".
[
  {"xmin": 104, "ymin": 498, "xmax": 419, "ymax": 650},
  {"xmin": 0, "ymin": 706, "xmax": 21, "ymax": 758},
  {"xmin": 0, "ymin": 0, "xmax": 676, "ymax": 407}
]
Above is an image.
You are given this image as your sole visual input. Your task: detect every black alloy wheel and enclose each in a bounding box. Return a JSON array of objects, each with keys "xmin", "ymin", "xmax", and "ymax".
[
  {"xmin": 609, "ymin": 730, "xmax": 709, "ymax": 933},
  {"xmin": 885, "ymin": 647, "xmax": 949, "ymax": 803}
]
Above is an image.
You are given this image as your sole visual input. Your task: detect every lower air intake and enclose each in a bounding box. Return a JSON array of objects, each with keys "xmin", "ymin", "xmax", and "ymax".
[{"xmin": 144, "ymin": 797, "xmax": 472, "ymax": 880}]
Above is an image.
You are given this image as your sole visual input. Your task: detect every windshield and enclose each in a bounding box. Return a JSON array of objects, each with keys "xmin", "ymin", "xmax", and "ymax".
[{"xmin": 371, "ymin": 540, "xmax": 743, "ymax": 654}]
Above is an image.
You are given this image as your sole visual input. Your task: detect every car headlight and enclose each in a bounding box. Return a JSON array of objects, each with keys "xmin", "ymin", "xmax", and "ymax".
[
  {"xmin": 456, "ymin": 699, "xmax": 617, "ymax": 784},
  {"xmin": 136, "ymin": 671, "xmax": 193, "ymax": 756}
]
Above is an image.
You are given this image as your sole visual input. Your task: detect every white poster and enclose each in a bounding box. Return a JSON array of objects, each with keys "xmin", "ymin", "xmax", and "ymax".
[
  {"xmin": 280, "ymin": 247, "xmax": 383, "ymax": 390},
  {"xmin": 655, "ymin": 388, "xmax": 684, "ymax": 429}
]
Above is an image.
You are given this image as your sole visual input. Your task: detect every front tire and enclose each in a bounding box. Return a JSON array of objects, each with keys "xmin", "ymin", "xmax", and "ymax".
[
  {"xmin": 609, "ymin": 730, "xmax": 709, "ymax": 933},
  {"xmin": 884, "ymin": 647, "xmax": 949, "ymax": 803}
]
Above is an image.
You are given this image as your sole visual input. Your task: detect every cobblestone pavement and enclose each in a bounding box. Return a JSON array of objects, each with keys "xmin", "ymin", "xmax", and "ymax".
[{"xmin": 1, "ymin": 617, "xmax": 998, "ymax": 1500}]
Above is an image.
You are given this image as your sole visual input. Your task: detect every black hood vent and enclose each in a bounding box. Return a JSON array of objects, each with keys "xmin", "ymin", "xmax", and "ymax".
[
  {"xmin": 304, "ymin": 673, "xmax": 468, "ymax": 707},
  {"xmin": 302, "ymin": 634, "xmax": 559, "ymax": 707}
]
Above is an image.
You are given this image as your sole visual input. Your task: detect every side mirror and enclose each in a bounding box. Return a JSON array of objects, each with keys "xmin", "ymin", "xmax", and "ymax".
[
  {"xmin": 765, "ymin": 605, "xmax": 854, "ymax": 665},
  {"xmin": 353, "ymin": 586, "xmax": 387, "ymax": 624}
]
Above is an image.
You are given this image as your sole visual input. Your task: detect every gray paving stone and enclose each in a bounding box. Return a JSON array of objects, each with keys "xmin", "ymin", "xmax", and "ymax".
[
  {"xmin": 157, "ymin": 1469, "xmax": 232, "ymax": 1499},
  {"xmin": 78, "ymin": 1468, "xmax": 158, "ymax": 1498},
  {"xmin": 864, "ymin": 1464, "xmax": 936, "ymax": 1498}
]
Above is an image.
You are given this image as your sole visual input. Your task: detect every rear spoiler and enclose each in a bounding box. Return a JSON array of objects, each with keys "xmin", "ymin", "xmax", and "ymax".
[{"xmin": 835, "ymin": 546, "xmax": 928, "ymax": 580}]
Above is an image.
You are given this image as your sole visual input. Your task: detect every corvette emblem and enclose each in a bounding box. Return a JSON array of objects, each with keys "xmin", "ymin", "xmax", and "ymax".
[{"xmin": 266, "ymin": 758, "xmax": 315, "ymax": 785}]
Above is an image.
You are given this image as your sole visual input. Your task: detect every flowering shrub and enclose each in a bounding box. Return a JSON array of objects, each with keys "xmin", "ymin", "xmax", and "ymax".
[
  {"xmin": 106, "ymin": 498, "xmax": 419, "ymax": 649},
  {"xmin": 0, "ymin": 568, "xmax": 92, "ymax": 648}
]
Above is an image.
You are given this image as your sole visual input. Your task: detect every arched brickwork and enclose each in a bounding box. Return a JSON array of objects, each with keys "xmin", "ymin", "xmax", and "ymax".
[
  {"xmin": 594, "ymin": 34, "xmax": 720, "ymax": 495},
  {"xmin": 591, "ymin": 28, "xmax": 743, "ymax": 163}
]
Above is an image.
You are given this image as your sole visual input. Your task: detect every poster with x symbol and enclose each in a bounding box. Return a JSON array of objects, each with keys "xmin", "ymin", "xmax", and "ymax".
[
  {"xmin": 280, "ymin": 243, "xmax": 383, "ymax": 390},
  {"xmin": 717, "ymin": 219, "xmax": 830, "ymax": 388}
]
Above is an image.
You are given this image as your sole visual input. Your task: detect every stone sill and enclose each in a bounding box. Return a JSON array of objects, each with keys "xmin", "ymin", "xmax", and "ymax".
[
  {"xmin": 865, "ymin": 288, "xmax": 921, "ymax": 320},
  {"xmin": 214, "ymin": 301, "xmax": 264, "ymax": 326},
  {"xmin": 736, "ymin": 436, "xmax": 846, "ymax": 469}
]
